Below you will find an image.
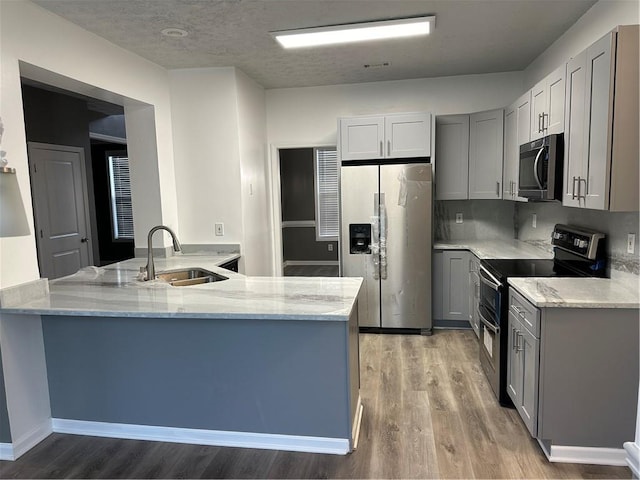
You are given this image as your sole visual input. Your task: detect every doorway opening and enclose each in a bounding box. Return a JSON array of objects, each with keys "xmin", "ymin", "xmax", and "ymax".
[
  {"xmin": 278, "ymin": 147, "xmax": 339, "ymax": 277},
  {"xmin": 21, "ymin": 80, "xmax": 134, "ymax": 278}
]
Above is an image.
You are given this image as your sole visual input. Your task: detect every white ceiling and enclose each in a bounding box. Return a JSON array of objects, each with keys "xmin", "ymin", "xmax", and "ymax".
[{"xmin": 32, "ymin": 0, "xmax": 597, "ymax": 89}]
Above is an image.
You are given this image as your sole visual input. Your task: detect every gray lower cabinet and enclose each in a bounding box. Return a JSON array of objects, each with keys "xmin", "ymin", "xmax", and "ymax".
[
  {"xmin": 507, "ymin": 287, "xmax": 638, "ymax": 454},
  {"xmin": 507, "ymin": 309, "xmax": 540, "ymax": 437},
  {"xmin": 433, "ymin": 250, "xmax": 470, "ymax": 326},
  {"xmin": 468, "ymin": 254, "xmax": 480, "ymax": 337}
]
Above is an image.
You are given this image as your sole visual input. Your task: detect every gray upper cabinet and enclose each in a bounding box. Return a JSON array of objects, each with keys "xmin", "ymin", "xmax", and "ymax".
[
  {"xmin": 530, "ymin": 65, "xmax": 565, "ymax": 141},
  {"xmin": 435, "ymin": 114, "xmax": 469, "ymax": 200},
  {"xmin": 562, "ymin": 26, "xmax": 639, "ymax": 211},
  {"xmin": 339, "ymin": 113, "xmax": 430, "ymax": 161},
  {"xmin": 469, "ymin": 109, "xmax": 504, "ymax": 199},
  {"xmin": 503, "ymin": 97, "xmax": 529, "ymax": 203}
]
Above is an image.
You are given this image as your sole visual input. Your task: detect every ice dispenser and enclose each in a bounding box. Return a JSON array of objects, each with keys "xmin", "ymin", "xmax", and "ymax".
[{"xmin": 349, "ymin": 224, "xmax": 371, "ymax": 254}]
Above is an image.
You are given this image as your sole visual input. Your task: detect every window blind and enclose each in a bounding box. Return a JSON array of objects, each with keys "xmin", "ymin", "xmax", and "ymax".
[
  {"xmin": 108, "ymin": 155, "xmax": 134, "ymax": 240},
  {"xmin": 314, "ymin": 147, "xmax": 339, "ymax": 240}
]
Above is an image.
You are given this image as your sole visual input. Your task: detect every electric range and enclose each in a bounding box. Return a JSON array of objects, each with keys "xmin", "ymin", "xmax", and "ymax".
[{"xmin": 477, "ymin": 224, "xmax": 607, "ymax": 406}]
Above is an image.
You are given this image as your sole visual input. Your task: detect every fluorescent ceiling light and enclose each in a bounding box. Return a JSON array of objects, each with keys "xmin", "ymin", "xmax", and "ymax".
[{"xmin": 271, "ymin": 16, "xmax": 435, "ymax": 49}]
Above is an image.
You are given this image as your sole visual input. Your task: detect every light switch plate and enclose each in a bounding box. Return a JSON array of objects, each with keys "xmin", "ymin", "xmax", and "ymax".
[
  {"xmin": 628, "ymin": 234, "xmax": 636, "ymax": 254},
  {"xmin": 328, "ymin": 244, "xmax": 334, "ymax": 252},
  {"xmin": 455, "ymin": 213, "xmax": 463, "ymax": 224},
  {"xmin": 215, "ymin": 223, "xmax": 224, "ymax": 236}
]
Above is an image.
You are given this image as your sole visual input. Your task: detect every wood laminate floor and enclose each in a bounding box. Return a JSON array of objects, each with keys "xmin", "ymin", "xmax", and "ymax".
[{"xmin": 0, "ymin": 331, "xmax": 631, "ymax": 479}]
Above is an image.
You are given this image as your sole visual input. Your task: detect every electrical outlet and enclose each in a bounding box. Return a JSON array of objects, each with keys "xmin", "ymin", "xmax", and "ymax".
[
  {"xmin": 532, "ymin": 214, "xmax": 537, "ymax": 228},
  {"xmin": 455, "ymin": 213, "xmax": 463, "ymax": 224},
  {"xmin": 628, "ymin": 234, "xmax": 636, "ymax": 254},
  {"xmin": 328, "ymin": 244, "xmax": 334, "ymax": 252},
  {"xmin": 215, "ymin": 223, "xmax": 224, "ymax": 236}
]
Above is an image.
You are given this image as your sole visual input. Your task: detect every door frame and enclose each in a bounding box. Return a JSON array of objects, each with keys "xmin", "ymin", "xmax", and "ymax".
[
  {"xmin": 267, "ymin": 143, "xmax": 336, "ymax": 277},
  {"xmin": 27, "ymin": 142, "xmax": 95, "ymax": 276}
]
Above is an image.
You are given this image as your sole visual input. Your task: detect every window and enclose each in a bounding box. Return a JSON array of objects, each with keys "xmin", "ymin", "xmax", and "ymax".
[
  {"xmin": 107, "ymin": 153, "xmax": 134, "ymax": 240},
  {"xmin": 314, "ymin": 147, "xmax": 339, "ymax": 241}
]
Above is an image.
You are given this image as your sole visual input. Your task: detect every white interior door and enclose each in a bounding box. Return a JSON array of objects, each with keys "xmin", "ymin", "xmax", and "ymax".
[{"xmin": 28, "ymin": 143, "xmax": 92, "ymax": 279}]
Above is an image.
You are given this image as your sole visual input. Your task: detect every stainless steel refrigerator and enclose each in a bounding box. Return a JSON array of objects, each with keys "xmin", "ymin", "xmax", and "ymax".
[{"xmin": 340, "ymin": 161, "xmax": 432, "ymax": 334}]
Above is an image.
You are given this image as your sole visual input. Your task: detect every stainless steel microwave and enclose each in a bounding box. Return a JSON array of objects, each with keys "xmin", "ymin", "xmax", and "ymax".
[{"xmin": 518, "ymin": 133, "xmax": 563, "ymax": 201}]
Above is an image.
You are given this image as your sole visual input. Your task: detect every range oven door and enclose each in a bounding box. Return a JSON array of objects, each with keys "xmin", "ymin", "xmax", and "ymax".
[
  {"xmin": 478, "ymin": 265, "xmax": 502, "ymax": 316},
  {"xmin": 478, "ymin": 302, "xmax": 501, "ymax": 401}
]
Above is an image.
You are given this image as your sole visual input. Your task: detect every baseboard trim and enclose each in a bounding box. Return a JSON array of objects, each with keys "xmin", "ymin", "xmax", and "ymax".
[
  {"xmin": 545, "ymin": 443, "xmax": 628, "ymax": 466},
  {"xmin": 624, "ymin": 441, "xmax": 640, "ymax": 477},
  {"xmin": 51, "ymin": 418, "xmax": 350, "ymax": 455},
  {"xmin": 0, "ymin": 443, "xmax": 14, "ymax": 461},
  {"xmin": 8, "ymin": 419, "xmax": 52, "ymax": 461}
]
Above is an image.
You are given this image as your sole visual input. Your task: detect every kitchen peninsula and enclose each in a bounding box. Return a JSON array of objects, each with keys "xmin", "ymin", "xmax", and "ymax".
[{"xmin": 0, "ymin": 255, "xmax": 363, "ymax": 459}]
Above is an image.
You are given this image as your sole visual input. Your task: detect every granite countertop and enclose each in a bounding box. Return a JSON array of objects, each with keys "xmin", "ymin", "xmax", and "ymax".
[
  {"xmin": 508, "ymin": 277, "xmax": 640, "ymax": 308},
  {"xmin": 433, "ymin": 239, "xmax": 553, "ymax": 260},
  {"xmin": 0, "ymin": 254, "xmax": 362, "ymax": 321},
  {"xmin": 435, "ymin": 238, "xmax": 639, "ymax": 309}
]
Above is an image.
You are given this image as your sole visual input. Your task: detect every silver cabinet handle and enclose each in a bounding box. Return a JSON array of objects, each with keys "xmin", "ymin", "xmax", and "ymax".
[
  {"xmin": 542, "ymin": 112, "xmax": 548, "ymax": 132},
  {"xmin": 579, "ymin": 177, "xmax": 587, "ymax": 200},
  {"xmin": 387, "ymin": 140, "xmax": 391, "ymax": 157},
  {"xmin": 496, "ymin": 181, "xmax": 500, "ymax": 197},
  {"xmin": 577, "ymin": 176, "xmax": 582, "ymax": 201},
  {"xmin": 512, "ymin": 327, "xmax": 517, "ymax": 351},
  {"xmin": 538, "ymin": 113, "xmax": 543, "ymax": 133},
  {"xmin": 516, "ymin": 332, "xmax": 524, "ymax": 352},
  {"xmin": 571, "ymin": 176, "xmax": 577, "ymax": 199},
  {"xmin": 379, "ymin": 141, "xmax": 383, "ymax": 157}
]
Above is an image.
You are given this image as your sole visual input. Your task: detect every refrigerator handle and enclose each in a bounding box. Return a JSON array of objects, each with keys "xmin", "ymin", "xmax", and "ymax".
[{"xmin": 371, "ymin": 213, "xmax": 380, "ymax": 280}]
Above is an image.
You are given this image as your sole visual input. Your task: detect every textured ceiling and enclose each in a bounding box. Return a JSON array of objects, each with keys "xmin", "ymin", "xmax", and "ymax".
[{"xmin": 32, "ymin": 0, "xmax": 597, "ymax": 89}]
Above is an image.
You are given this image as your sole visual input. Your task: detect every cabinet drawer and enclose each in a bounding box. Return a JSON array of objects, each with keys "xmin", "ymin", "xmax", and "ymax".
[{"xmin": 509, "ymin": 288, "xmax": 540, "ymax": 337}]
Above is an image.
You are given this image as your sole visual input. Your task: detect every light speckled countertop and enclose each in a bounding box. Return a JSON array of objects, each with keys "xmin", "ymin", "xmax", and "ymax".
[
  {"xmin": 508, "ymin": 277, "xmax": 640, "ymax": 308},
  {"xmin": 434, "ymin": 239, "xmax": 553, "ymax": 260},
  {"xmin": 0, "ymin": 254, "xmax": 362, "ymax": 321},
  {"xmin": 434, "ymin": 239, "xmax": 639, "ymax": 309}
]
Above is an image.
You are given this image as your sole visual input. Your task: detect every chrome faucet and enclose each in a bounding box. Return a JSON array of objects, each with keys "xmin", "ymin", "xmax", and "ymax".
[{"xmin": 144, "ymin": 225, "xmax": 182, "ymax": 281}]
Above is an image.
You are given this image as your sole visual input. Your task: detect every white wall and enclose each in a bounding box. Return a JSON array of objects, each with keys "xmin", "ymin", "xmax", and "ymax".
[
  {"xmin": 235, "ymin": 70, "xmax": 272, "ymax": 276},
  {"xmin": 168, "ymin": 68, "xmax": 243, "ymax": 246},
  {"xmin": 0, "ymin": 0, "xmax": 179, "ymax": 288},
  {"xmin": 523, "ymin": 0, "xmax": 640, "ymax": 88},
  {"xmin": 266, "ymin": 72, "xmax": 524, "ymax": 147}
]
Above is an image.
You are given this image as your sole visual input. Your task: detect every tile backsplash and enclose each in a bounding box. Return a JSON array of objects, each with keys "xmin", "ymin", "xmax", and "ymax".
[
  {"xmin": 434, "ymin": 199, "xmax": 639, "ymax": 277},
  {"xmin": 516, "ymin": 202, "xmax": 640, "ymax": 276},
  {"xmin": 434, "ymin": 200, "xmax": 516, "ymax": 241}
]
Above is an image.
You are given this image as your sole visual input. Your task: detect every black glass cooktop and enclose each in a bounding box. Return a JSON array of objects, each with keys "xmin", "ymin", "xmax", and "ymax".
[{"xmin": 481, "ymin": 258, "xmax": 577, "ymax": 283}]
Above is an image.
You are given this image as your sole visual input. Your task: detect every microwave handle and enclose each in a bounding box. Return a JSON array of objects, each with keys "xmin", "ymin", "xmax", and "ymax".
[{"xmin": 533, "ymin": 147, "xmax": 545, "ymax": 190}]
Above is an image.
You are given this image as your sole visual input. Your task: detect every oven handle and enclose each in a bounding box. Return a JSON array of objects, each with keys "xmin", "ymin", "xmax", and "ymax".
[
  {"xmin": 533, "ymin": 146, "xmax": 545, "ymax": 190},
  {"xmin": 478, "ymin": 306, "xmax": 499, "ymax": 334},
  {"xmin": 479, "ymin": 265, "xmax": 502, "ymax": 291}
]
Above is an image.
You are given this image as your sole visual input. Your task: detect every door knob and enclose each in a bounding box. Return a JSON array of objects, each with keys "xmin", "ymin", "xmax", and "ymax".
[{"xmin": 81, "ymin": 237, "xmax": 89, "ymax": 243}]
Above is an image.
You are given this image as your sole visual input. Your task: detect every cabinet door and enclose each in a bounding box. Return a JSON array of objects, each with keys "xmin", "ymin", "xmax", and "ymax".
[
  {"xmin": 563, "ymin": 51, "xmax": 587, "ymax": 208},
  {"xmin": 468, "ymin": 255, "xmax": 480, "ymax": 338},
  {"xmin": 518, "ymin": 326, "xmax": 540, "ymax": 437},
  {"xmin": 339, "ymin": 117, "xmax": 384, "ymax": 160},
  {"xmin": 583, "ymin": 33, "xmax": 614, "ymax": 211},
  {"xmin": 513, "ymin": 93, "xmax": 531, "ymax": 202},
  {"xmin": 385, "ymin": 113, "xmax": 431, "ymax": 158},
  {"xmin": 435, "ymin": 115, "xmax": 469, "ymax": 200},
  {"xmin": 469, "ymin": 109, "xmax": 504, "ymax": 199},
  {"xmin": 432, "ymin": 250, "xmax": 444, "ymax": 320},
  {"xmin": 545, "ymin": 65, "xmax": 565, "ymax": 135},
  {"xmin": 507, "ymin": 312, "xmax": 521, "ymax": 405},
  {"xmin": 442, "ymin": 250, "xmax": 470, "ymax": 321},
  {"xmin": 530, "ymin": 79, "xmax": 547, "ymax": 141},
  {"xmin": 503, "ymin": 105, "xmax": 517, "ymax": 200}
]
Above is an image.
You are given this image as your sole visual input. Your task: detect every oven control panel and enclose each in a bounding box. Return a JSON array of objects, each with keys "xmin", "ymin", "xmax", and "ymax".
[{"xmin": 551, "ymin": 224, "xmax": 605, "ymax": 260}]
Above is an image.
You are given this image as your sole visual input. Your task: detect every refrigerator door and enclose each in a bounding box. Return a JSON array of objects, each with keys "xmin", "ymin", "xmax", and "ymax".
[
  {"xmin": 340, "ymin": 164, "xmax": 380, "ymax": 328},
  {"xmin": 379, "ymin": 164, "xmax": 432, "ymax": 330}
]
